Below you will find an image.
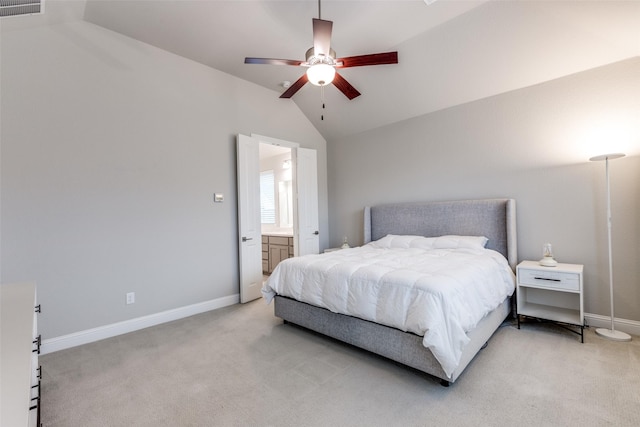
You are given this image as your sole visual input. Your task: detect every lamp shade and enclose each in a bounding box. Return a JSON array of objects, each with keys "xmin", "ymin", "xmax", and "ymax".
[
  {"xmin": 589, "ymin": 153, "xmax": 625, "ymax": 162},
  {"xmin": 306, "ymin": 64, "xmax": 336, "ymax": 86}
]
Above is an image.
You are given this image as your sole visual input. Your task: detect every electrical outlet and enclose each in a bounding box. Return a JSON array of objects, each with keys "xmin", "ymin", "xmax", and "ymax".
[{"xmin": 126, "ymin": 292, "xmax": 135, "ymax": 305}]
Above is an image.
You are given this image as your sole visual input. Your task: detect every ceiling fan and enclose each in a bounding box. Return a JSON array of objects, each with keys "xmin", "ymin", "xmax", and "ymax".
[{"xmin": 244, "ymin": 0, "xmax": 398, "ymax": 100}]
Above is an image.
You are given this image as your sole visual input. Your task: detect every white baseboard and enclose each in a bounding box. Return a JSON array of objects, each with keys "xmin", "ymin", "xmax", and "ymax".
[
  {"xmin": 41, "ymin": 294, "xmax": 240, "ymax": 355},
  {"xmin": 584, "ymin": 312, "xmax": 640, "ymax": 337},
  {"xmin": 40, "ymin": 301, "xmax": 639, "ymax": 355}
]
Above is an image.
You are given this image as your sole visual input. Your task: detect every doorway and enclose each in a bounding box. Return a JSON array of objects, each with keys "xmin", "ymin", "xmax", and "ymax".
[
  {"xmin": 259, "ymin": 143, "xmax": 294, "ymax": 276},
  {"xmin": 237, "ymin": 134, "xmax": 319, "ymax": 303}
]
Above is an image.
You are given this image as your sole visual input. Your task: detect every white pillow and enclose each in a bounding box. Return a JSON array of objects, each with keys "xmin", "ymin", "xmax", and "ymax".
[
  {"xmin": 369, "ymin": 234, "xmax": 488, "ymax": 250},
  {"xmin": 432, "ymin": 235, "xmax": 488, "ymax": 250},
  {"xmin": 369, "ymin": 235, "xmax": 426, "ymax": 248},
  {"xmin": 408, "ymin": 237, "xmax": 437, "ymax": 249}
]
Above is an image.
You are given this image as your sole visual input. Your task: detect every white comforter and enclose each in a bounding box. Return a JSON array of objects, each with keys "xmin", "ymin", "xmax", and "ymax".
[{"xmin": 262, "ymin": 235, "xmax": 515, "ymax": 378}]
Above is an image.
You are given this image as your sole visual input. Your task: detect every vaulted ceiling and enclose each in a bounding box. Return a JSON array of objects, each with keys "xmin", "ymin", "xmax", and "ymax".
[{"xmin": 62, "ymin": 1, "xmax": 640, "ymax": 140}]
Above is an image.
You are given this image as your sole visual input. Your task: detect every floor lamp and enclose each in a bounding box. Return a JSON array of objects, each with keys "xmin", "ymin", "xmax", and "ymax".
[{"xmin": 590, "ymin": 153, "xmax": 631, "ymax": 342}]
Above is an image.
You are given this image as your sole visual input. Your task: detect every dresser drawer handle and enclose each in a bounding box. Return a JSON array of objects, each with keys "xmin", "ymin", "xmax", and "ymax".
[
  {"xmin": 533, "ymin": 277, "xmax": 561, "ymax": 282},
  {"xmin": 33, "ymin": 334, "xmax": 41, "ymax": 354},
  {"xmin": 30, "ymin": 387, "xmax": 40, "ymax": 410}
]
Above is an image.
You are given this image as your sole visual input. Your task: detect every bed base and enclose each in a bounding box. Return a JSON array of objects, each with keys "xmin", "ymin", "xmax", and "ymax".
[{"xmin": 274, "ymin": 295, "xmax": 512, "ymax": 385}]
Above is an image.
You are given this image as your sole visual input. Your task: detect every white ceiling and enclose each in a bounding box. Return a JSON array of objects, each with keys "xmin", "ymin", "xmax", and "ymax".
[{"xmin": 39, "ymin": 1, "xmax": 640, "ymax": 141}]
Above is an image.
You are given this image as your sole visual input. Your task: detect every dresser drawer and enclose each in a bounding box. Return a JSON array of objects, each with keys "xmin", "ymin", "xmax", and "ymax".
[{"xmin": 518, "ymin": 268, "xmax": 580, "ymax": 291}]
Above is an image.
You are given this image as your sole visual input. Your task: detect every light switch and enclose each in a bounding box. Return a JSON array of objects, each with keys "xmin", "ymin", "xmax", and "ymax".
[{"xmin": 214, "ymin": 193, "xmax": 224, "ymax": 203}]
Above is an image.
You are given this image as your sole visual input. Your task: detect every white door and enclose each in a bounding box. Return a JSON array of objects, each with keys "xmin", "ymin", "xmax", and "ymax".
[
  {"xmin": 237, "ymin": 134, "xmax": 263, "ymax": 303},
  {"xmin": 295, "ymin": 147, "xmax": 320, "ymax": 256}
]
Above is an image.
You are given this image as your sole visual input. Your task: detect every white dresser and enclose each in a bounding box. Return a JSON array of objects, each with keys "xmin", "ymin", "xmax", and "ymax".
[{"xmin": 1, "ymin": 282, "xmax": 41, "ymax": 427}]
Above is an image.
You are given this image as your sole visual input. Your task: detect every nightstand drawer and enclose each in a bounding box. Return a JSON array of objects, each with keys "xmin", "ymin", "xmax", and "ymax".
[{"xmin": 518, "ymin": 268, "xmax": 580, "ymax": 291}]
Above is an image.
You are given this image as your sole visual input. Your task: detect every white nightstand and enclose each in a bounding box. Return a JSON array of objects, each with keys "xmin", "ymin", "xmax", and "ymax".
[{"xmin": 516, "ymin": 260, "xmax": 584, "ymax": 342}]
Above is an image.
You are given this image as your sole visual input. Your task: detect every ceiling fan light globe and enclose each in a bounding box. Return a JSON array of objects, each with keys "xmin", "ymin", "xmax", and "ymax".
[{"xmin": 306, "ymin": 63, "xmax": 336, "ymax": 86}]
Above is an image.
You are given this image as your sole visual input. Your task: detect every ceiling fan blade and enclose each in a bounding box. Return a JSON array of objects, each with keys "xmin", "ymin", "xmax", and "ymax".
[
  {"xmin": 245, "ymin": 57, "xmax": 304, "ymax": 66},
  {"xmin": 280, "ymin": 74, "xmax": 308, "ymax": 99},
  {"xmin": 332, "ymin": 72, "xmax": 361, "ymax": 100},
  {"xmin": 336, "ymin": 52, "xmax": 398, "ymax": 68},
  {"xmin": 312, "ymin": 18, "xmax": 333, "ymax": 57}
]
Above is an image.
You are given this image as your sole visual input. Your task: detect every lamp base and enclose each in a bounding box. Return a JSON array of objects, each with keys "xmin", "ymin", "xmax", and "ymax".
[
  {"xmin": 595, "ymin": 328, "xmax": 632, "ymax": 342},
  {"xmin": 539, "ymin": 257, "xmax": 557, "ymax": 267}
]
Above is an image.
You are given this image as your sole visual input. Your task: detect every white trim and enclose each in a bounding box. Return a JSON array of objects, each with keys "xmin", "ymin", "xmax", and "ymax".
[
  {"xmin": 41, "ymin": 294, "xmax": 240, "ymax": 354},
  {"xmin": 584, "ymin": 312, "xmax": 640, "ymax": 337},
  {"xmin": 250, "ymin": 133, "xmax": 300, "ymax": 148}
]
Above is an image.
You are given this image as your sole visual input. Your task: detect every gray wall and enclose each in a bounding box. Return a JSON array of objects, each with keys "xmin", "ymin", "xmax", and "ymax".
[
  {"xmin": 1, "ymin": 18, "xmax": 328, "ymax": 339},
  {"xmin": 328, "ymin": 58, "xmax": 640, "ymax": 323}
]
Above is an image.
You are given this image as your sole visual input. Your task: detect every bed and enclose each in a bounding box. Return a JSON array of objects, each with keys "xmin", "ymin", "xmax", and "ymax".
[{"xmin": 262, "ymin": 198, "xmax": 517, "ymax": 385}]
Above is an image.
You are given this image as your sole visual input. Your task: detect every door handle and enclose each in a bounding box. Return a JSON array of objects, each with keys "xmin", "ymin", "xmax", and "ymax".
[
  {"xmin": 313, "ymin": 231, "xmax": 319, "ymax": 235},
  {"xmin": 242, "ymin": 237, "xmax": 253, "ymax": 242}
]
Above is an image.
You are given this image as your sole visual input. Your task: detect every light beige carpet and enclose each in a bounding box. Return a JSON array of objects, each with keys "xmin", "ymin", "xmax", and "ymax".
[{"xmin": 41, "ymin": 300, "xmax": 640, "ymax": 426}]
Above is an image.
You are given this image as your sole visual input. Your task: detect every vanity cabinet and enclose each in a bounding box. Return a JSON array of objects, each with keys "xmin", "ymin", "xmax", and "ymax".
[
  {"xmin": 261, "ymin": 238, "xmax": 269, "ymax": 273},
  {"xmin": 262, "ymin": 235, "xmax": 294, "ymax": 274}
]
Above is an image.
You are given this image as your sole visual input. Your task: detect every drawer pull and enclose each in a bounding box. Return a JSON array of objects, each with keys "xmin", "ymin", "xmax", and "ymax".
[
  {"xmin": 533, "ymin": 277, "xmax": 561, "ymax": 282},
  {"xmin": 32, "ymin": 334, "xmax": 41, "ymax": 354},
  {"xmin": 35, "ymin": 304, "xmax": 41, "ymax": 313},
  {"xmin": 30, "ymin": 379, "xmax": 42, "ymax": 425},
  {"xmin": 30, "ymin": 381, "xmax": 40, "ymax": 409}
]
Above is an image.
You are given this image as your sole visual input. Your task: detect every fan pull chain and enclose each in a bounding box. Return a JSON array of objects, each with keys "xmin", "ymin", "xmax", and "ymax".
[{"xmin": 321, "ymin": 85, "xmax": 325, "ymax": 121}]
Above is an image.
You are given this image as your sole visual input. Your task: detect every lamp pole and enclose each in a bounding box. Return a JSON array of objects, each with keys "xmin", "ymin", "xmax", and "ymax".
[{"xmin": 590, "ymin": 153, "xmax": 631, "ymax": 342}]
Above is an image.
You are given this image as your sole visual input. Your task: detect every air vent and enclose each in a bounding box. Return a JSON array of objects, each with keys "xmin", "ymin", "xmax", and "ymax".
[{"xmin": 0, "ymin": 0, "xmax": 43, "ymax": 18}]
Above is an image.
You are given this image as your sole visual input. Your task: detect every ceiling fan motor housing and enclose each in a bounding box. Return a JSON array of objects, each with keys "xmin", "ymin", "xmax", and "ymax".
[{"xmin": 305, "ymin": 47, "xmax": 337, "ymax": 66}]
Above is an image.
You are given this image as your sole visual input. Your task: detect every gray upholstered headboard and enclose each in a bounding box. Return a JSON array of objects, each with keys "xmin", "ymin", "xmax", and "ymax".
[{"xmin": 363, "ymin": 199, "xmax": 517, "ymax": 270}]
